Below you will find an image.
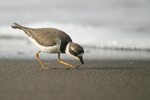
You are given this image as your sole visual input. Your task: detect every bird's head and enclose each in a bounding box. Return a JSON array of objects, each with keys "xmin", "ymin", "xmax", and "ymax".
[{"xmin": 65, "ymin": 42, "xmax": 84, "ymax": 64}]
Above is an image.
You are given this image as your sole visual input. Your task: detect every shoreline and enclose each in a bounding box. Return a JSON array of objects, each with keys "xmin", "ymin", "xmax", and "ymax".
[
  {"xmin": 1, "ymin": 38, "xmax": 150, "ymax": 60},
  {"xmin": 0, "ymin": 60, "xmax": 150, "ymax": 100}
]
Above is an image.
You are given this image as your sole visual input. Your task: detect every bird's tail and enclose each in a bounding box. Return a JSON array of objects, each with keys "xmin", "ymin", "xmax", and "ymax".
[{"xmin": 12, "ymin": 23, "xmax": 27, "ymax": 30}]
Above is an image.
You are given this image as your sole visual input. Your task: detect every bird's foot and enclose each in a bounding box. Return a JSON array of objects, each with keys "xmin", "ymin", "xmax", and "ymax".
[
  {"xmin": 75, "ymin": 66, "xmax": 80, "ymax": 68},
  {"xmin": 66, "ymin": 66, "xmax": 80, "ymax": 70},
  {"xmin": 43, "ymin": 66, "xmax": 57, "ymax": 70}
]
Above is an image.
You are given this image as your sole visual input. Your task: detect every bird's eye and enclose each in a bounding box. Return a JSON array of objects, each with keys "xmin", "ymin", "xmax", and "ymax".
[
  {"xmin": 72, "ymin": 51, "xmax": 77, "ymax": 56},
  {"xmin": 74, "ymin": 52, "xmax": 77, "ymax": 56}
]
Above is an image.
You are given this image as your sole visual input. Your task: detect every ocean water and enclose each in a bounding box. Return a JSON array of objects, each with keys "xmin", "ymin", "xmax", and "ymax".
[{"xmin": 0, "ymin": 0, "xmax": 150, "ymax": 60}]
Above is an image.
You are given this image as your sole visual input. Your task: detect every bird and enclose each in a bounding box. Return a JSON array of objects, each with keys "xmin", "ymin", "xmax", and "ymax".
[{"xmin": 12, "ymin": 23, "xmax": 84, "ymax": 70}]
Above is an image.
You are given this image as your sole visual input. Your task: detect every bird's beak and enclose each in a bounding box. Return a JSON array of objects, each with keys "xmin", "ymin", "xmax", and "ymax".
[{"xmin": 79, "ymin": 57, "xmax": 84, "ymax": 64}]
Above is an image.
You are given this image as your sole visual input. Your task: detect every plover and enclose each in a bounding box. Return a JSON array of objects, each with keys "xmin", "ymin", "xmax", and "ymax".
[{"xmin": 12, "ymin": 23, "xmax": 84, "ymax": 70}]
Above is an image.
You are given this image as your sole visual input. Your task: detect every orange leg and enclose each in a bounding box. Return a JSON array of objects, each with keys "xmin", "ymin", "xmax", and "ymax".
[
  {"xmin": 57, "ymin": 53, "xmax": 79, "ymax": 70},
  {"xmin": 35, "ymin": 51, "xmax": 50, "ymax": 69}
]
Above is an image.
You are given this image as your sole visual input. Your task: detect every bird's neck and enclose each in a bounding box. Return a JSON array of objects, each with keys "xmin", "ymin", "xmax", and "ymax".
[{"xmin": 65, "ymin": 42, "xmax": 71, "ymax": 54}]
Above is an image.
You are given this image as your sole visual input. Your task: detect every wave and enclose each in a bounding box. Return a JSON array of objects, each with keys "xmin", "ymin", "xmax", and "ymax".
[{"xmin": 0, "ymin": 21, "xmax": 150, "ymax": 51}]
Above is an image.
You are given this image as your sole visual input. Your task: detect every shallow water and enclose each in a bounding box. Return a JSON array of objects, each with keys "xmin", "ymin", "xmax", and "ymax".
[{"xmin": 0, "ymin": 38, "xmax": 150, "ymax": 60}]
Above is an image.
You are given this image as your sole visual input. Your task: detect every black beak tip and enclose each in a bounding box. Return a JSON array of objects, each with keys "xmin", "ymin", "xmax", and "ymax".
[
  {"xmin": 81, "ymin": 61, "xmax": 84, "ymax": 64},
  {"xmin": 79, "ymin": 57, "xmax": 84, "ymax": 64}
]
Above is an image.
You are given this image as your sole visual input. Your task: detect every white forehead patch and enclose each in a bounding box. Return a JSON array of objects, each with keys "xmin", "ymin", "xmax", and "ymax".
[{"xmin": 78, "ymin": 53, "xmax": 84, "ymax": 57}]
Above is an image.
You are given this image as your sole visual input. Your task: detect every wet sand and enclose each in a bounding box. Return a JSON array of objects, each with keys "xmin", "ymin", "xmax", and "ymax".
[{"xmin": 0, "ymin": 60, "xmax": 150, "ymax": 100}]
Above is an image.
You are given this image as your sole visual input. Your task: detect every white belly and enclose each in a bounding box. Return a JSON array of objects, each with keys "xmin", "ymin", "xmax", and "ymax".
[{"xmin": 28, "ymin": 37, "xmax": 61, "ymax": 53}]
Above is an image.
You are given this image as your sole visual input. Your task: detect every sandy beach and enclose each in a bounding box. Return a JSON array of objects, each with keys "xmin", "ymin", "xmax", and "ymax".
[
  {"xmin": 0, "ymin": 60, "xmax": 150, "ymax": 100},
  {"xmin": 1, "ymin": 0, "xmax": 150, "ymax": 100}
]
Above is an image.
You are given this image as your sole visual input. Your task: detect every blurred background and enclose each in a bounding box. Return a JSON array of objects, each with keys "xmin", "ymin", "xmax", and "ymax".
[{"xmin": 0, "ymin": 0, "xmax": 150, "ymax": 60}]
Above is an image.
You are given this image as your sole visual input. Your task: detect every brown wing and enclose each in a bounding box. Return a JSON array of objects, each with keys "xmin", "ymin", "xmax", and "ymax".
[{"xmin": 27, "ymin": 28, "xmax": 72, "ymax": 53}]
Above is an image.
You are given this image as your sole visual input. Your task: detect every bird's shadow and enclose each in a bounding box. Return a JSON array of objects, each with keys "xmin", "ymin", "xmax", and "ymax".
[{"xmin": 77, "ymin": 66, "xmax": 146, "ymax": 70}]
